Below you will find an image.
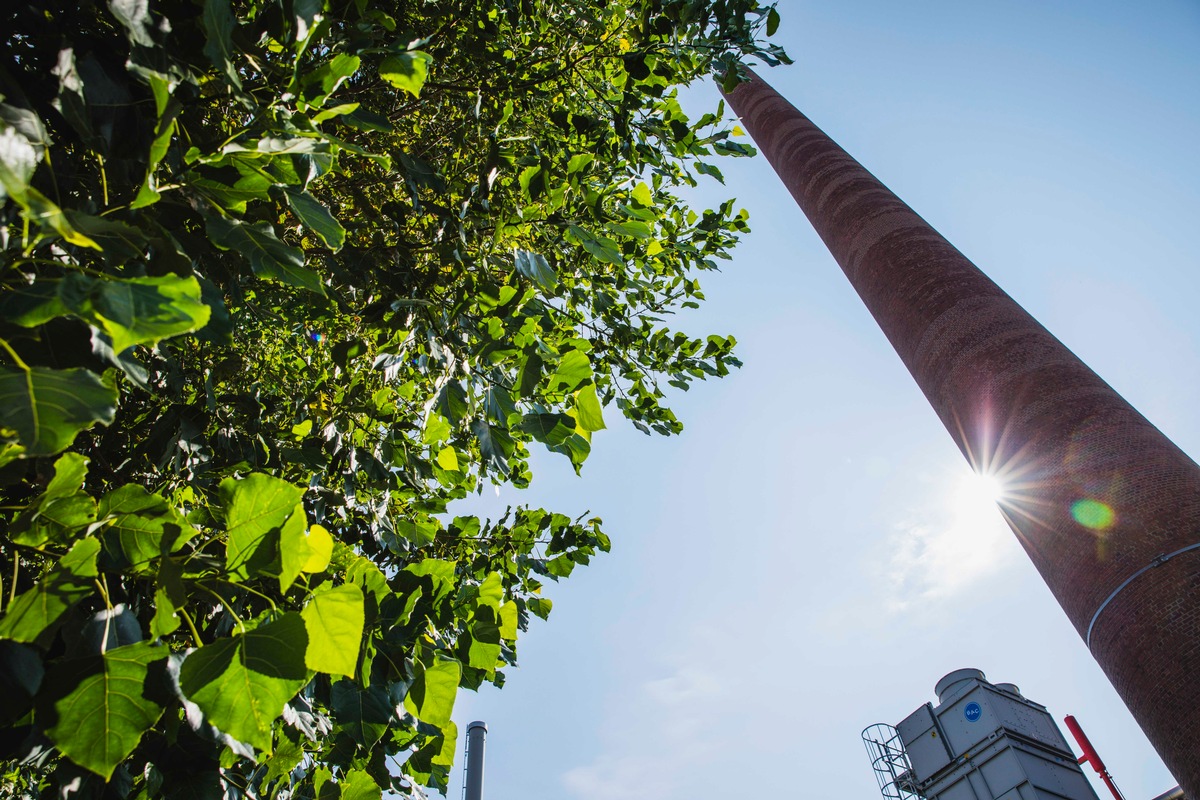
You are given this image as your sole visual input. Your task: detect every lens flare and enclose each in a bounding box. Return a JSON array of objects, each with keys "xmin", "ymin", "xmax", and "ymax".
[{"xmin": 1071, "ymin": 498, "xmax": 1115, "ymax": 530}]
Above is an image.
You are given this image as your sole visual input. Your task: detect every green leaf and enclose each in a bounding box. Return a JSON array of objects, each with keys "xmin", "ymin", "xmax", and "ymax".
[
  {"xmin": 221, "ymin": 474, "xmax": 305, "ymax": 579},
  {"xmin": 0, "ymin": 143, "xmax": 98, "ymax": 248},
  {"xmin": 567, "ymin": 224, "xmax": 623, "ymax": 266},
  {"xmin": 150, "ymin": 557, "xmax": 184, "ymax": 639},
  {"xmin": 518, "ymin": 164, "xmax": 548, "ymax": 200},
  {"xmin": 631, "ymin": 182, "xmax": 654, "ymax": 206},
  {"xmin": 201, "ymin": 0, "xmax": 242, "ymax": 89},
  {"xmin": 331, "ymin": 681, "xmax": 392, "ymax": 749},
  {"xmin": 277, "ymin": 508, "xmax": 313, "ymax": 591},
  {"xmin": 62, "ymin": 213, "xmax": 149, "ymax": 263},
  {"xmin": 499, "ymin": 602, "xmax": 518, "ymax": 640},
  {"xmin": 694, "ymin": 161, "xmax": 725, "ymax": 183},
  {"xmin": 566, "ymin": 153, "xmax": 593, "ymax": 174},
  {"xmin": 471, "ymin": 419, "xmax": 513, "ymax": 474},
  {"xmin": 435, "ymin": 446, "xmax": 458, "ymax": 471},
  {"xmin": 132, "ymin": 73, "xmax": 180, "ymax": 209},
  {"xmin": 517, "ymin": 351, "xmax": 543, "ymax": 398},
  {"xmin": 339, "ymin": 769, "xmax": 382, "ymax": 800},
  {"xmin": 550, "ymin": 349, "xmax": 592, "ymax": 391},
  {"xmin": 552, "ymin": 432, "xmax": 591, "ymax": 472},
  {"xmin": 477, "ymin": 572, "xmax": 503, "ymax": 609},
  {"xmin": 12, "ymin": 492, "xmax": 95, "ymax": 547},
  {"xmin": 40, "ymin": 642, "xmax": 167, "ymax": 780},
  {"xmin": 284, "ymin": 188, "xmax": 346, "ymax": 251},
  {"xmin": 395, "ymin": 519, "xmax": 438, "ymax": 546},
  {"xmin": 403, "ymin": 656, "xmax": 459, "ymax": 728},
  {"xmin": 206, "ymin": 216, "xmax": 325, "ymax": 295},
  {"xmin": 422, "ymin": 413, "xmax": 451, "ymax": 445},
  {"xmin": 518, "ymin": 413, "xmax": 574, "ymax": 446},
  {"xmin": 466, "ymin": 630, "xmax": 500, "ymax": 670},
  {"xmin": 98, "ymin": 485, "xmax": 194, "ymax": 572},
  {"xmin": 514, "ymin": 249, "xmax": 556, "ymax": 292},
  {"xmin": 546, "ymin": 554, "xmax": 574, "ymax": 577},
  {"xmin": 0, "ymin": 282, "xmax": 69, "ymax": 327},
  {"xmin": 62, "ymin": 273, "xmax": 212, "ymax": 354},
  {"xmin": 300, "ymin": 524, "xmax": 334, "ymax": 573},
  {"xmin": 49, "ymin": 452, "xmax": 89, "ymax": 496},
  {"xmin": 301, "ymin": 584, "xmax": 364, "ymax": 677},
  {"xmin": 0, "ymin": 537, "xmax": 100, "ymax": 644},
  {"xmin": 179, "ymin": 613, "xmax": 310, "ymax": 752},
  {"xmin": 0, "ymin": 366, "xmax": 117, "ymax": 457},
  {"xmin": 11, "ymin": 452, "xmax": 94, "ymax": 547},
  {"xmin": 527, "ymin": 597, "xmax": 552, "ymax": 621},
  {"xmin": 767, "ymin": 6, "xmax": 781, "ymax": 36},
  {"xmin": 403, "ymin": 559, "xmax": 456, "ymax": 604},
  {"xmin": 379, "ymin": 52, "xmax": 433, "ymax": 97},
  {"xmin": 575, "ymin": 384, "xmax": 606, "ymax": 431},
  {"xmin": 300, "ymin": 54, "xmax": 361, "ymax": 108},
  {"xmin": 606, "ymin": 220, "xmax": 653, "ymax": 239}
]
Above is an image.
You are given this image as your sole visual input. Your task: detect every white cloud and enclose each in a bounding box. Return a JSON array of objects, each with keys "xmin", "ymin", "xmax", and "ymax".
[
  {"xmin": 561, "ymin": 667, "xmax": 722, "ymax": 800},
  {"xmin": 874, "ymin": 470, "xmax": 1021, "ymax": 613}
]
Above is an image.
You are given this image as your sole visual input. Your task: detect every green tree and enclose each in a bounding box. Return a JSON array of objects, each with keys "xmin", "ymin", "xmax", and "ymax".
[{"xmin": 0, "ymin": 0, "xmax": 787, "ymax": 796}]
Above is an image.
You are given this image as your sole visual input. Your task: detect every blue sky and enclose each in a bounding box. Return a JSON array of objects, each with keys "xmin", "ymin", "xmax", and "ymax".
[{"xmin": 444, "ymin": 2, "xmax": 1199, "ymax": 798}]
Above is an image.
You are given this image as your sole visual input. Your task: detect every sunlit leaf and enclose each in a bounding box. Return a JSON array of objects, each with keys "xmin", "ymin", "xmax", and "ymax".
[
  {"xmin": 575, "ymin": 384, "xmax": 606, "ymax": 431},
  {"xmin": 40, "ymin": 642, "xmax": 167, "ymax": 779},
  {"xmin": 221, "ymin": 474, "xmax": 305, "ymax": 579},
  {"xmin": 403, "ymin": 656, "xmax": 459, "ymax": 728},
  {"xmin": 179, "ymin": 613, "xmax": 309, "ymax": 752},
  {"xmin": 206, "ymin": 216, "xmax": 325, "ymax": 295},
  {"xmin": 284, "ymin": 188, "xmax": 346, "ymax": 251},
  {"xmin": 302, "ymin": 584, "xmax": 364, "ymax": 677},
  {"xmin": 0, "ymin": 366, "xmax": 117, "ymax": 457},
  {"xmin": 61, "ymin": 273, "xmax": 211, "ymax": 354},
  {"xmin": 0, "ymin": 537, "xmax": 100, "ymax": 644},
  {"xmin": 300, "ymin": 524, "xmax": 334, "ymax": 573},
  {"xmin": 379, "ymin": 52, "xmax": 432, "ymax": 97}
]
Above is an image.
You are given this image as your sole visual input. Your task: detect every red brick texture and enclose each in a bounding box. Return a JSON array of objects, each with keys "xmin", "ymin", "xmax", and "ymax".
[{"xmin": 724, "ymin": 71, "xmax": 1199, "ymax": 792}]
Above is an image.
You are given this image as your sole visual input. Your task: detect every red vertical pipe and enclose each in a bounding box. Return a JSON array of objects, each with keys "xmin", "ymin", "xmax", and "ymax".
[
  {"xmin": 721, "ymin": 70, "xmax": 1200, "ymax": 794},
  {"xmin": 1066, "ymin": 715, "xmax": 1125, "ymax": 800}
]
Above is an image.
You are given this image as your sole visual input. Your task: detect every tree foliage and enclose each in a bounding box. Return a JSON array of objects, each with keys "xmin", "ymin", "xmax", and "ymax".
[{"xmin": 0, "ymin": 0, "xmax": 787, "ymax": 796}]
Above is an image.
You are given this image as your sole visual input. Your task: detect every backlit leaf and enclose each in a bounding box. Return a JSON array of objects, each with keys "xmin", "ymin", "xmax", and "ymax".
[
  {"xmin": 0, "ymin": 366, "xmax": 117, "ymax": 457},
  {"xmin": 302, "ymin": 584, "xmax": 364, "ymax": 677},
  {"xmin": 0, "ymin": 537, "xmax": 100, "ymax": 644},
  {"xmin": 221, "ymin": 474, "xmax": 305, "ymax": 579},
  {"xmin": 403, "ymin": 657, "xmax": 459, "ymax": 728},
  {"xmin": 206, "ymin": 216, "xmax": 325, "ymax": 295},
  {"xmin": 284, "ymin": 188, "xmax": 346, "ymax": 251},
  {"xmin": 575, "ymin": 384, "xmax": 606, "ymax": 431},
  {"xmin": 379, "ymin": 52, "xmax": 432, "ymax": 97},
  {"xmin": 40, "ymin": 642, "xmax": 167, "ymax": 779},
  {"xmin": 300, "ymin": 524, "xmax": 334, "ymax": 573},
  {"xmin": 179, "ymin": 613, "xmax": 309, "ymax": 752},
  {"xmin": 61, "ymin": 274, "xmax": 211, "ymax": 354}
]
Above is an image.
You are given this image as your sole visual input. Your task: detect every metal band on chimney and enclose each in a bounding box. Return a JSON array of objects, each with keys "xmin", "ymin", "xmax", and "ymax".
[{"xmin": 1086, "ymin": 541, "xmax": 1200, "ymax": 647}]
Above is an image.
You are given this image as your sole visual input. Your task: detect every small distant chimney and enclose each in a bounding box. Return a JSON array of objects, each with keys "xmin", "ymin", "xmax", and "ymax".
[{"xmin": 462, "ymin": 721, "xmax": 487, "ymax": 800}]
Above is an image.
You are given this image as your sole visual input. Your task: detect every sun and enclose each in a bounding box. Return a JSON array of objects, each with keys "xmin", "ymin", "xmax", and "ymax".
[{"xmin": 951, "ymin": 470, "xmax": 1007, "ymax": 526}]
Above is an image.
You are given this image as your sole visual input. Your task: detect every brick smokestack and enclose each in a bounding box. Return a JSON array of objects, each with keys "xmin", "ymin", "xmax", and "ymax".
[{"xmin": 722, "ymin": 70, "xmax": 1199, "ymax": 792}]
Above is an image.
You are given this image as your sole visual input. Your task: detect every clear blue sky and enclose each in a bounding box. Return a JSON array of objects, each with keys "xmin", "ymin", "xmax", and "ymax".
[{"xmin": 446, "ymin": 2, "xmax": 1199, "ymax": 798}]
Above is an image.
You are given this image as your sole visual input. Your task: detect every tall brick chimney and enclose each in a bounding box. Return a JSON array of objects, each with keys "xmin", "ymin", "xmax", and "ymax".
[{"xmin": 722, "ymin": 70, "xmax": 1199, "ymax": 793}]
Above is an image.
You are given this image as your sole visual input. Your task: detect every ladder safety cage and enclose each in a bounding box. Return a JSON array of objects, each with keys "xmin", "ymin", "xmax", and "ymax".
[{"xmin": 863, "ymin": 723, "xmax": 924, "ymax": 800}]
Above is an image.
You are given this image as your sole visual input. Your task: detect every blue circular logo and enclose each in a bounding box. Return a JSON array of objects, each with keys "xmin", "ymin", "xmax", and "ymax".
[{"xmin": 964, "ymin": 702, "xmax": 983, "ymax": 722}]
